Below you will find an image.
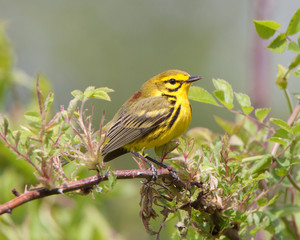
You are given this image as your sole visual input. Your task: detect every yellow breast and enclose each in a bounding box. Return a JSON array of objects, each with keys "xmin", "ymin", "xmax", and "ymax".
[{"xmin": 124, "ymin": 92, "xmax": 192, "ymax": 151}]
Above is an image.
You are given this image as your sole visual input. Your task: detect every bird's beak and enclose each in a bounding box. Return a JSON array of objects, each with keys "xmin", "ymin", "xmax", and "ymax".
[{"xmin": 185, "ymin": 76, "xmax": 203, "ymax": 83}]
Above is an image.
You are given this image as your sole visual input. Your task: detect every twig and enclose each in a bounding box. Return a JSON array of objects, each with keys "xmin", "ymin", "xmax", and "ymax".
[
  {"xmin": 222, "ymin": 106, "xmax": 271, "ymax": 130},
  {"xmin": 0, "ymin": 168, "xmax": 172, "ymax": 215},
  {"xmin": 287, "ymin": 172, "xmax": 300, "ymax": 191},
  {"xmin": 0, "ymin": 133, "xmax": 43, "ymax": 176}
]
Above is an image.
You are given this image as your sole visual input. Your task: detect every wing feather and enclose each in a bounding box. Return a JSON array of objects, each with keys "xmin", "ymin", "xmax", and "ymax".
[{"xmin": 102, "ymin": 96, "xmax": 172, "ymax": 155}]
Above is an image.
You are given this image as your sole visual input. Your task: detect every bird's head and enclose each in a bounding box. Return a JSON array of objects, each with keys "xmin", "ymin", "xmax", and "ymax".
[{"xmin": 142, "ymin": 69, "xmax": 202, "ymax": 97}]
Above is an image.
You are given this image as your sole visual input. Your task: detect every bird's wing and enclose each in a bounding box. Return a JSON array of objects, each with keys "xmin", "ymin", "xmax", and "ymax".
[{"xmin": 101, "ymin": 96, "xmax": 172, "ymax": 155}]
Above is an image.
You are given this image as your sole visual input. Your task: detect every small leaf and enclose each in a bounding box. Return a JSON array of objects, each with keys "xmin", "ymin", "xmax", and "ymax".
[
  {"xmin": 24, "ymin": 111, "xmax": 41, "ymax": 122},
  {"xmin": 67, "ymin": 98, "xmax": 79, "ymax": 118},
  {"xmin": 44, "ymin": 91, "xmax": 54, "ymax": 114},
  {"xmin": 3, "ymin": 117, "xmax": 9, "ymax": 136},
  {"xmin": 83, "ymin": 86, "xmax": 96, "ymax": 99},
  {"xmin": 253, "ymin": 20, "xmax": 281, "ymax": 39},
  {"xmin": 214, "ymin": 116, "xmax": 235, "ymax": 134},
  {"xmin": 108, "ymin": 171, "xmax": 117, "ymax": 189},
  {"xmin": 212, "ymin": 79, "xmax": 234, "ymax": 109},
  {"xmin": 293, "ymin": 68, "xmax": 300, "ymax": 78},
  {"xmin": 293, "ymin": 93, "xmax": 300, "ymax": 99},
  {"xmin": 249, "ymin": 154, "xmax": 272, "ymax": 175},
  {"xmin": 188, "ymin": 86, "xmax": 219, "ymax": 106},
  {"xmin": 288, "ymin": 54, "xmax": 300, "ymax": 70},
  {"xmin": 234, "ymin": 92, "xmax": 254, "ymax": 114},
  {"xmin": 97, "ymin": 87, "xmax": 114, "ymax": 93},
  {"xmin": 269, "ymin": 137, "xmax": 288, "ymax": 145},
  {"xmin": 275, "ymin": 167, "xmax": 288, "ymax": 177},
  {"xmin": 14, "ymin": 130, "xmax": 21, "ymax": 146},
  {"xmin": 71, "ymin": 90, "xmax": 84, "ymax": 100},
  {"xmin": 255, "ymin": 108, "xmax": 271, "ymax": 122},
  {"xmin": 286, "ymin": 8, "xmax": 300, "ymax": 35},
  {"xmin": 267, "ymin": 34, "xmax": 287, "ymax": 53},
  {"xmin": 267, "ymin": 192, "xmax": 281, "ymax": 206},
  {"xmin": 91, "ymin": 87, "xmax": 114, "ymax": 101},
  {"xmin": 288, "ymin": 42, "xmax": 300, "ymax": 54},
  {"xmin": 257, "ymin": 198, "xmax": 268, "ymax": 207},
  {"xmin": 275, "ymin": 64, "xmax": 288, "ymax": 89},
  {"xmin": 292, "ymin": 124, "xmax": 300, "ymax": 135},
  {"xmin": 270, "ymin": 118, "xmax": 291, "ymax": 132},
  {"xmin": 273, "ymin": 129, "xmax": 290, "ymax": 140}
]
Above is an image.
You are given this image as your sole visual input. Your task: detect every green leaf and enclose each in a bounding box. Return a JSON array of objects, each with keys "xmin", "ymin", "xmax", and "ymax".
[
  {"xmin": 286, "ymin": 8, "xmax": 300, "ymax": 35},
  {"xmin": 257, "ymin": 198, "xmax": 268, "ymax": 207},
  {"xmin": 270, "ymin": 204, "xmax": 300, "ymax": 218},
  {"xmin": 294, "ymin": 68, "xmax": 300, "ymax": 78},
  {"xmin": 80, "ymin": 87, "xmax": 114, "ymax": 101},
  {"xmin": 90, "ymin": 87, "xmax": 114, "ymax": 101},
  {"xmin": 249, "ymin": 154, "xmax": 272, "ymax": 175},
  {"xmin": 214, "ymin": 116, "xmax": 235, "ymax": 134},
  {"xmin": 255, "ymin": 108, "xmax": 271, "ymax": 122},
  {"xmin": 275, "ymin": 64, "xmax": 288, "ymax": 89},
  {"xmin": 234, "ymin": 92, "xmax": 254, "ymax": 114},
  {"xmin": 71, "ymin": 89, "xmax": 84, "ymax": 101},
  {"xmin": 253, "ymin": 20, "xmax": 281, "ymax": 39},
  {"xmin": 277, "ymin": 157, "xmax": 290, "ymax": 168},
  {"xmin": 3, "ymin": 117, "xmax": 9, "ymax": 136},
  {"xmin": 255, "ymin": 173, "xmax": 269, "ymax": 180},
  {"xmin": 14, "ymin": 130, "xmax": 21, "ymax": 146},
  {"xmin": 188, "ymin": 86, "xmax": 219, "ymax": 106},
  {"xmin": 273, "ymin": 129, "xmax": 290, "ymax": 140},
  {"xmin": 108, "ymin": 171, "xmax": 117, "ymax": 189},
  {"xmin": 267, "ymin": 192, "xmax": 281, "ymax": 207},
  {"xmin": 270, "ymin": 118, "xmax": 291, "ymax": 132},
  {"xmin": 67, "ymin": 98, "xmax": 79, "ymax": 118},
  {"xmin": 267, "ymin": 34, "xmax": 287, "ymax": 53},
  {"xmin": 83, "ymin": 86, "xmax": 96, "ymax": 99},
  {"xmin": 24, "ymin": 111, "xmax": 41, "ymax": 122},
  {"xmin": 292, "ymin": 124, "xmax": 300, "ymax": 135},
  {"xmin": 269, "ymin": 137, "xmax": 288, "ymax": 145},
  {"xmin": 293, "ymin": 93, "xmax": 300, "ymax": 99},
  {"xmin": 212, "ymin": 79, "xmax": 234, "ymax": 109},
  {"xmin": 288, "ymin": 42, "xmax": 300, "ymax": 54},
  {"xmin": 44, "ymin": 91, "xmax": 54, "ymax": 114},
  {"xmin": 275, "ymin": 167, "xmax": 288, "ymax": 177},
  {"xmin": 288, "ymin": 54, "xmax": 300, "ymax": 70}
]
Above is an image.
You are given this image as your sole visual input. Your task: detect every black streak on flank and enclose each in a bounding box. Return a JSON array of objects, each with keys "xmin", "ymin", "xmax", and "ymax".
[{"xmin": 168, "ymin": 105, "xmax": 181, "ymax": 129}]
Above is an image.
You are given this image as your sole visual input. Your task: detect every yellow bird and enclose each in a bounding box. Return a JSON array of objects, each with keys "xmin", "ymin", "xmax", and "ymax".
[{"xmin": 102, "ymin": 69, "xmax": 202, "ymax": 162}]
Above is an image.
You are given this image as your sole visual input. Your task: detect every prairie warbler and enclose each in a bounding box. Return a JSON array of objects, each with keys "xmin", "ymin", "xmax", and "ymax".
[{"xmin": 102, "ymin": 70, "xmax": 202, "ymax": 162}]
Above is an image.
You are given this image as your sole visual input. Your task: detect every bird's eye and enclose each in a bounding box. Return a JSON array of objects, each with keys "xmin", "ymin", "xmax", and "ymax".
[{"xmin": 169, "ymin": 78, "xmax": 176, "ymax": 85}]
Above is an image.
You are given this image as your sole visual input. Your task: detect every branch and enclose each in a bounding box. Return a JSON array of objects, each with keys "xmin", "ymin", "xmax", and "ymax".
[{"xmin": 0, "ymin": 168, "xmax": 173, "ymax": 215}]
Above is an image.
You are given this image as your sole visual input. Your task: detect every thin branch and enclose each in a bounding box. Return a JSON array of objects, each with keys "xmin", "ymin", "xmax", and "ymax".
[
  {"xmin": 0, "ymin": 133, "xmax": 43, "ymax": 176},
  {"xmin": 0, "ymin": 168, "xmax": 172, "ymax": 215},
  {"xmin": 287, "ymin": 173, "xmax": 300, "ymax": 191},
  {"xmin": 221, "ymin": 105, "xmax": 272, "ymax": 130},
  {"xmin": 284, "ymin": 89, "xmax": 293, "ymax": 114}
]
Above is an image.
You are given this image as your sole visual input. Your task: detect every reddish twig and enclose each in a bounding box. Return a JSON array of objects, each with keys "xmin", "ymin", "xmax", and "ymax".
[{"xmin": 0, "ymin": 168, "xmax": 172, "ymax": 215}]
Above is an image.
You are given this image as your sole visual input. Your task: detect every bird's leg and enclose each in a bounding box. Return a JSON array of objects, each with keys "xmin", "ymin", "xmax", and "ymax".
[
  {"xmin": 145, "ymin": 155, "xmax": 179, "ymax": 182},
  {"xmin": 133, "ymin": 151, "xmax": 179, "ymax": 182},
  {"xmin": 132, "ymin": 151, "xmax": 158, "ymax": 180}
]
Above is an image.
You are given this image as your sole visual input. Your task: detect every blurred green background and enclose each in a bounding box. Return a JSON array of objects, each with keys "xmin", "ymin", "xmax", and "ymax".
[{"xmin": 0, "ymin": 1, "xmax": 299, "ymax": 239}]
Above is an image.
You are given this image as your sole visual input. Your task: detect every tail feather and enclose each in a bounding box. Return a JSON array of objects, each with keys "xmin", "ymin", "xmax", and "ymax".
[{"xmin": 103, "ymin": 148, "xmax": 129, "ymax": 162}]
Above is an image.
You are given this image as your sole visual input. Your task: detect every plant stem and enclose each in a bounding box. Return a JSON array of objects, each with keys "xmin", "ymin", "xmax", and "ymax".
[{"xmin": 284, "ymin": 89, "xmax": 293, "ymax": 114}]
